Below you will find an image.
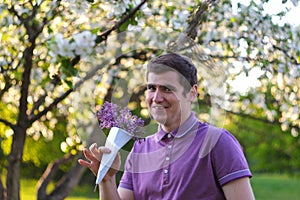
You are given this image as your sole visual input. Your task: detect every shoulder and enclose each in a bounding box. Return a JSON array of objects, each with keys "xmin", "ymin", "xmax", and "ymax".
[
  {"xmin": 200, "ymin": 124, "xmax": 241, "ymax": 148},
  {"xmin": 131, "ymin": 134, "xmax": 158, "ymax": 153},
  {"xmin": 215, "ymin": 128, "xmax": 243, "ymax": 150},
  {"xmin": 197, "ymin": 124, "xmax": 243, "ymax": 158},
  {"xmin": 205, "ymin": 127, "xmax": 252, "ymax": 186}
]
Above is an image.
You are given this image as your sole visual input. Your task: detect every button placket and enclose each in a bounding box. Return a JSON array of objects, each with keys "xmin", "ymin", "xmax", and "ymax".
[{"xmin": 163, "ymin": 137, "xmax": 174, "ymax": 185}]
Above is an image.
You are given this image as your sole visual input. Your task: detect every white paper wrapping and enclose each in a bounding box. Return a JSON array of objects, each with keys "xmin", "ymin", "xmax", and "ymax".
[{"xmin": 95, "ymin": 127, "xmax": 132, "ymax": 185}]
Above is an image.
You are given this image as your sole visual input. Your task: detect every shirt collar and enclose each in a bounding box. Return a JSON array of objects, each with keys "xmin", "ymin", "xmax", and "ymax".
[{"xmin": 155, "ymin": 112, "xmax": 198, "ymax": 142}]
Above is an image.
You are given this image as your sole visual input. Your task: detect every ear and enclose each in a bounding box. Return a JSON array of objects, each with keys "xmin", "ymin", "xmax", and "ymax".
[{"xmin": 189, "ymin": 84, "xmax": 198, "ymax": 102}]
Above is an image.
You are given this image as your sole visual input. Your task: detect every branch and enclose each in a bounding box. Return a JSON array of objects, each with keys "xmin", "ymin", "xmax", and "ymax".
[
  {"xmin": 95, "ymin": 0, "xmax": 148, "ymax": 44},
  {"xmin": 117, "ymin": 49, "xmax": 160, "ymax": 61},
  {"xmin": 18, "ymin": 2, "xmax": 40, "ymax": 42},
  {"xmin": 225, "ymin": 109, "xmax": 300, "ymax": 133},
  {"xmin": 209, "ymin": 53, "xmax": 296, "ymax": 76},
  {"xmin": 29, "ymin": 93, "xmax": 47, "ymax": 116},
  {"xmin": 37, "ymin": 0, "xmax": 63, "ymax": 39},
  {"xmin": 271, "ymin": 43, "xmax": 299, "ymax": 65},
  {"xmin": 7, "ymin": 5, "xmax": 23, "ymax": 23},
  {"xmin": 249, "ymin": 15, "xmax": 299, "ymax": 66},
  {"xmin": 37, "ymin": 153, "xmax": 75, "ymax": 200},
  {"xmin": 185, "ymin": 0, "xmax": 218, "ymax": 39},
  {"xmin": 8, "ymin": 2, "xmax": 46, "ymax": 128},
  {"xmin": 0, "ymin": 73, "xmax": 13, "ymax": 100},
  {"xmin": 29, "ymin": 75, "xmax": 62, "ymax": 116},
  {"xmin": 26, "ymin": 2, "xmax": 63, "ymax": 116},
  {"xmin": 28, "ymin": 1, "xmax": 148, "ymax": 124},
  {"xmin": 209, "ymin": 53, "xmax": 273, "ymax": 65},
  {"xmin": 0, "ymin": 118, "xmax": 15, "ymax": 130},
  {"xmin": 28, "ymin": 59, "xmax": 110, "ymax": 124},
  {"xmin": 8, "ymin": 3, "xmax": 37, "ymax": 41},
  {"xmin": 168, "ymin": 0, "xmax": 218, "ymax": 51},
  {"xmin": 197, "ymin": 99, "xmax": 299, "ymax": 132}
]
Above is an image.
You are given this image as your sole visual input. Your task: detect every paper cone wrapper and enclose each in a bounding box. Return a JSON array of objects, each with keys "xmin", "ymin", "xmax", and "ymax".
[{"xmin": 95, "ymin": 127, "xmax": 132, "ymax": 184}]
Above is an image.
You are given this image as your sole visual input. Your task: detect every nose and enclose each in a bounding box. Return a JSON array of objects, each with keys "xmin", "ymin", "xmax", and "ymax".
[{"xmin": 153, "ymin": 88, "xmax": 164, "ymax": 102}]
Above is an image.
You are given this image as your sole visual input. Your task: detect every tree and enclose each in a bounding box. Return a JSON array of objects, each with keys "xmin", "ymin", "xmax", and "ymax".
[{"xmin": 0, "ymin": 0, "xmax": 299, "ymax": 199}]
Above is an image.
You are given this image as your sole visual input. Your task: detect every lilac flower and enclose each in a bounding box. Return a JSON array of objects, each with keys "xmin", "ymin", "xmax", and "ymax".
[
  {"xmin": 96, "ymin": 101, "xmax": 119, "ymax": 129},
  {"xmin": 96, "ymin": 101, "xmax": 145, "ymax": 139}
]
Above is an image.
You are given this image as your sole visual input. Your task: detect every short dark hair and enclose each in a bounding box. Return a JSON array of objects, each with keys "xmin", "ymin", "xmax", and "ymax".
[{"xmin": 146, "ymin": 53, "xmax": 198, "ymax": 95}]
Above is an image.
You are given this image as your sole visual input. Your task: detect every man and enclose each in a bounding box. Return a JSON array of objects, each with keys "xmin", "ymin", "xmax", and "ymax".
[{"xmin": 78, "ymin": 53, "xmax": 255, "ymax": 199}]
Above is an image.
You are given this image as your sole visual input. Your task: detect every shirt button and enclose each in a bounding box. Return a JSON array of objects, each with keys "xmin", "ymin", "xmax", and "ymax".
[
  {"xmin": 167, "ymin": 134, "xmax": 172, "ymax": 138},
  {"xmin": 168, "ymin": 145, "xmax": 172, "ymax": 149},
  {"xmin": 164, "ymin": 169, "xmax": 168, "ymax": 174},
  {"xmin": 166, "ymin": 157, "xmax": 170, "ymax": 161}
]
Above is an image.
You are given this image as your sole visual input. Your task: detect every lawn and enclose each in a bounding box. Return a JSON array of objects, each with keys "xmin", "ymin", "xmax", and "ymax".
[
  {"xmin": 19, "ymin": 174, "xmax": 300, "ymax": 199},
  {"xmin": 20, "ymin": 179, "xmax": 98, "ymax": 200},
  {"xmin": 251, "ymin": 174, "xmax": 300, "ymax": 200}
]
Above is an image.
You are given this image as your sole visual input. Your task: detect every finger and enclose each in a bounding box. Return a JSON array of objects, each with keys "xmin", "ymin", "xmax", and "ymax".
[
  {"xmin": 78, "ymin": 158, "xmax": 99, "ymax": 176},
  {"xmin": 91, "ymin": 146, "xmax": 111, "ymax": 160},
  {"xmin": 98, "ymin": 146, "xmax": 111, "ymax": 154},
  {"xmin": 111, "ymin": 152, "xmax": 121, "ymax": 170},
  {"xmin": 78, "ymin": 159, "xmax": 91, "ymax": 167},
  {"xmin": 83, "ymin": 148, "xmax": 99, "ymax": 162},
  {"xmin": 88, "ymin": 143, "xmax": 103, "ymax": 160},
  {"xmin": 89, "ymin": 143, "xmax": 97, "ymax": 152},
  {"xmin": 90, "ymin": 145, "xmax": 102, "ymax": 160}
]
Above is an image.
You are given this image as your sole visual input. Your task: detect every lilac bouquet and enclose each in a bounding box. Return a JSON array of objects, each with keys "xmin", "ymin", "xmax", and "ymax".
[
  {"xmin": 96, "ymin": 101, "xmax": 144, "ymax": 139},
  {"xmin": 95, "ymin": 101, "xmax": 145, "ymax": 184}
]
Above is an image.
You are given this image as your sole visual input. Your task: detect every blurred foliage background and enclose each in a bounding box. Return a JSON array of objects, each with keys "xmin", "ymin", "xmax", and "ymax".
[{"xmin": 0, "ymin": 0, "xmax": 299, "ymax": 199}]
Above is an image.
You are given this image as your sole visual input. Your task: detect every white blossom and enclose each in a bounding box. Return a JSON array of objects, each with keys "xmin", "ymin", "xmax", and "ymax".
[
  {"xmin": 102, "ymin": 2, "xmax": 128, "ymax": 19},
  {"xmin": 14, "ymin": 6, "xmax": 30, "ymax": 16},
  {"xmin": 128, "ymin": 19, "xmax": 145, "ymax": 31},
  {"xmin": 73, "ymin": 31, "xmax": 96, "ymax": 57},
  {"xmin": 50, "ymin": 33, "xmax": 76, "ymax": 59},
  {"xmin": 69, "ymin": 1, "xmax": 89, "ymax": 14},
  {"xmin": 141, "ymin": 3, "xmax": 152, "ymax": 17}
]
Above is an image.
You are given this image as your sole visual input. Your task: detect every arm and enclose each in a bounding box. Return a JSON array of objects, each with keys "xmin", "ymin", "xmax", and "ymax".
[
  {"xmin": 99, "ymin": 176, "xmax": 134, "ymax": 200},
  {"xmin": 78, "ymin": 143, "xmax": 134, "ymax": 200},
  {"xmin": 222, "ymin": 177, "xmax": 255, "ymax": 200}
]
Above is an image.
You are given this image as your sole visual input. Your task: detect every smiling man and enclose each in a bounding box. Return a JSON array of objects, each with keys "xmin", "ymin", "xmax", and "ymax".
[
  {"xmin": 78, "ymin": 53, "xmax": 255, "ymax": 200},
  {"xmin": 146, "ymin": 73, "xmax": 197, "ymax": 132}
]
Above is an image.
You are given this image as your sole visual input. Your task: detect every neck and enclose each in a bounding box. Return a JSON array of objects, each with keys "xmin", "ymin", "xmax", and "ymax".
[{"xmin": 161, "ymin": 111, "xmax": 192, "ymax": 133}]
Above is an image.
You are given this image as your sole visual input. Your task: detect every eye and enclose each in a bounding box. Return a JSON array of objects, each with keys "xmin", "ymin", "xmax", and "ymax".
[
  {"xmin": 147, "ymin": 84, "xmax": 156, "ymax": 91},
  {"xmin": 163, "ymin": 87, "xmax": 172, "ymax": 92}
]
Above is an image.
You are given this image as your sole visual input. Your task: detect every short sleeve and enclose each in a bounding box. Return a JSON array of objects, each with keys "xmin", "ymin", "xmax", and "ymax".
[
  {"xmin": 211, "ymin": 129, "xmax": 252, "ymax": 186},
  {"xmin": 119, "ymin": 151, "xmax": 134, "ymax": 190}
]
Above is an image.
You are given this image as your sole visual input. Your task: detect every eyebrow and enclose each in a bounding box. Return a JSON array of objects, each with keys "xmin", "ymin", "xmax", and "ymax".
[{"xmin": 147, "ymin": 84, "xmax": 177, "ymax": 91}]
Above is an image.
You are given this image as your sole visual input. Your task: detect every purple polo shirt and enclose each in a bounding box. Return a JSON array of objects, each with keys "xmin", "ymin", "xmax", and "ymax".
[{"xmin": 119, "ymin": 113, "xmax": 252, "ymax": 199}]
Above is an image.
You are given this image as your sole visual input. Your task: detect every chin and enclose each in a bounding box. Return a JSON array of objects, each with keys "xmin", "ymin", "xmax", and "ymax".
[{"xmin": 151, "ymin": 115, "xmax": 167, "ymax": 125}]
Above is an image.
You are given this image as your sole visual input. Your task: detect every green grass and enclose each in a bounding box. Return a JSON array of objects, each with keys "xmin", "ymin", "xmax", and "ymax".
[
  {"xmin": 20, "ymin": 179, "xmax": 98, "ymax": 200},
  {"xmin": 18, "ymin": 174, "xmax": 300, "ymax": 199},
  {"xmin": 251, "ymin": 174, "xmax": 300, "ymax": 200},
  {"xmin": 65, "ymin": 184, "xmax": 98, "ymax": 200}
]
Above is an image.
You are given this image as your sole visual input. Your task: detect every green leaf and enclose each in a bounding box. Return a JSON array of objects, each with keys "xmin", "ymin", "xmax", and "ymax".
[
  {"xmin": 130, "ymin": 17, "xmax": 138, "ymax": 26},
  {"xmin": 91, "ymin": 27, "xmax": 100, "ymax": 34},
  {"xmin": 59, "ymin": 58, "xmax": 78, "ymax": 80},
  {"xmin": 64, "ymin": 78, "xmax": 74, "ymax": 88},
  {"xmin": 119, "ymin": 20, "xmax": 130, "ymax": 32}
]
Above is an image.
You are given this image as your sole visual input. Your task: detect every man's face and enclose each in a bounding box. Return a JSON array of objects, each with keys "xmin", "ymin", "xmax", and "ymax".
[{"xmin": 146, "ymin": 71, "xmax": 196, "ymax": 132}]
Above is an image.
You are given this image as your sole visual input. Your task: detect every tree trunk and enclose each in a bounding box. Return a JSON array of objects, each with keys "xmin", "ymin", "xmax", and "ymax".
[
  {"xmin": 37, "ymin": 124, "xmax": 103, "ymax": 200},
  {"xmin": 44, "ymin": 161, "xmax": 86, "ymax": 200},
  {"xmin": 37, "ymin": 154, "xmax": 75, "ymax": 200},
  {"xmin": 6, "ymin": 127, "xmax": 27, "ymax": 200},
  {"xmin": 0, "ymin": 178, "xmax": 7, "ymax": 200}
]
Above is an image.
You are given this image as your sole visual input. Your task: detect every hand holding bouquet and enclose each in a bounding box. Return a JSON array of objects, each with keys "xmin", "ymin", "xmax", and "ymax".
[{"xmin": 95, "ymin": 101, "xmax": 144, "ymax": 184}]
